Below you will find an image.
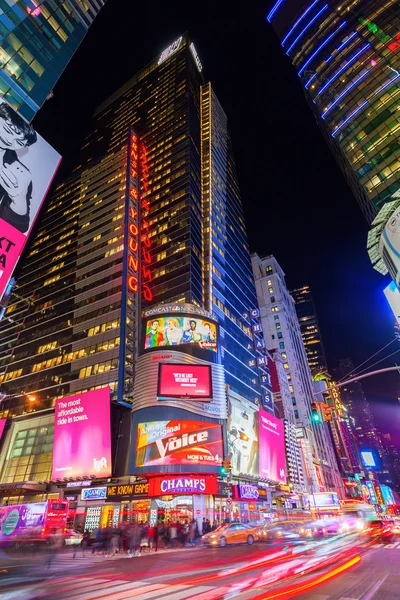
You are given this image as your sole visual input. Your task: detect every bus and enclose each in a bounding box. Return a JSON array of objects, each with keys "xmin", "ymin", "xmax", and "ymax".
[{"xmin": 0, "ymin": 499, "xmax": 69, "ymax": 546}]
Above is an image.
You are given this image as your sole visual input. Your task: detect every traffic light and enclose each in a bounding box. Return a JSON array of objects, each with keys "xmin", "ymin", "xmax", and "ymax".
[
  {"xmin": 322, "ymin": 403, "xmax": 332, "ymax": 422},
  {"xmin": 221, "ymin": 459, "xmax": 231, "ymax": 476},
  {"xmin": 311, "ymin": 403, "xmax": 321, "ymax": 423}
]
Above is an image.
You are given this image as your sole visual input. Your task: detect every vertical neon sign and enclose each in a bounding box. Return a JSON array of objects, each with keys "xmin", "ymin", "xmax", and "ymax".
[
  {"xmin": 127, "ymin": 133, "xmax": 140, "ymax": 295},
  {"xmin": 140, "ymin": 144, "xmax": 152, "ymax": 302}
]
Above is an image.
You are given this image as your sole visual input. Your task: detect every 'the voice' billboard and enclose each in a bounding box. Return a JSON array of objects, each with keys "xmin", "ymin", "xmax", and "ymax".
[
  {"xmin": 158, "ymin": 363, "xmax": 212, "ymax": 399},
  {"xmin": 136, "ymin": 420, "xmax": 223, "ymax": 467},
  {"xmin": 259, "ymin": 409, "xmax": 287, "ymax": 484},
  {"xmin": 52, "ymin": 388, "xmax": 111, "ymax": 480},
  {"xmin": 0, "ymin": 98, "xmax": 61, "ymax": 301}
]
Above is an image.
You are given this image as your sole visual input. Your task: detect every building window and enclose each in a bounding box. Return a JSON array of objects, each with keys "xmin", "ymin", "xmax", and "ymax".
[
  {"xmin": 277, "ymin": 332, "xmax": 283, "ymax": 339},
  {"xmin": 292, "ymin": 397, "xmax": 296, "ymax": 405},
  {"xmin": 289, "ymin": 385, "xmax": 294, "ymax": 393},
  {"xmin": 283, "ymin": 362, "xmax": 289, "ymax": 369},
  {"xmin": 279, "ymin": 342, "xmax": 285, "ymax": 349},
  {"xmin": 267, "ymin": 280, "xmax": 272, "ymax": 286},
  {"xmin": 270, "ymin": 296, "xmax": 275, "ymax": 303},
  {"xmin": 271, "ymin": 306, "xmax": 278, "ymax": 313},
  {"xmin": 275, "ymin": 323, "xmax": 281, "ymax": 329},
  {"xmin": 268, "ymin": 287, "xmax": 274, "ymax": 294},
  {"xmin": 266, "ymin": 266, "xmax": 273, "ymax": 275},
  {"xmin": 281, "ymin": 352, "xmax": 287, "ymax": 359},
  {"xmin": 294, "ymin": 410, "xmax": 299, "ymax": 419}
]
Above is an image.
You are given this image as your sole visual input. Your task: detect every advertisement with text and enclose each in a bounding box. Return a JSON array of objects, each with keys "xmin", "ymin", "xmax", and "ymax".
[
  {"xmin": 0, "ymin": 98, "xmax": 61, "ymax": 301},
  {"xmin": 136, "ymin": 420, "xmax": 223, "ymax": 467},
  {"xmin": 52, "ymin": 388, "xmax": 111, "ymax": 480},
  {"xmin": 227, "ymin": 396, "xmax": 259, "ymax": 477},
  {"xmin": 158, "ymin": 363, "xmax": 212, "ymax": 399},
  {"xmin": 144, "ymin": 316, "xmax": 217, "ymax": 352},
  {"xmin": 259, "ymin": 408, "xmax": 287, "ymax": 484}
]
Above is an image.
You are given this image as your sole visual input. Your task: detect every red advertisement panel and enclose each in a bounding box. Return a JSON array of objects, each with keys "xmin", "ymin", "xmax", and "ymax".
[
  {"xmin": 158, "ymin": 363, "xmax": 212, "ymax": 399},
  {"xmin": 149, "ymin": 475, "xmax": 218, "ymax": 496},
  {"xmin": 52, "ymin": 388, "xmax": 111, "ymax": 480},
  {"xmin": 0, "ymin": 98, "xmax": 61, "ymax": 301},
  {"xmin": 136, "ymin": 420, "xmax": 223, "ymax": 467}
]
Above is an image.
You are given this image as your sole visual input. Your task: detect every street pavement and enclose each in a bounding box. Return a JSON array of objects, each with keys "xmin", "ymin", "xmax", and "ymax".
[{"xmin": 1, "ymin": 539, "xmax": 400, "ymax": 599}]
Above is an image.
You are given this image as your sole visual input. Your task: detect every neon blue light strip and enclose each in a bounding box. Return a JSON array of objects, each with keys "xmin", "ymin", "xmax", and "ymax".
[
  {"xmin": 315, "ymin": 43, "xmax": 370, "ymax": 100},
  {"xmin": 332, "ymin": 100, "xmax": 368, "ymax": 137},
  {"xmin": 305, "ymin": 73, "xmax": 317, "ymax": 89},
  {"xmin": 267, "ymin": 0, "xmax": 285, "ymax": 22},
  {"xmin": 282, "ymin": 0, "xmax": 320, "ymax": 46},
  {"xmin": 325, "ymin": 31, "xmax": 357, "ymax": 63},
  {"xmin": 374, "ymin": 72, "xmax": 400, "ymax": 96},
  {"xmin": 322, "ymin": 69, "xmax": 369, "ymax": 118},
  {"xmin": 286, "ymin": 4, "xmax": 328, "ymax": 55},
  {"xmin": 298, "ymin": 22, "xmax": 346, "ymax": 76}
]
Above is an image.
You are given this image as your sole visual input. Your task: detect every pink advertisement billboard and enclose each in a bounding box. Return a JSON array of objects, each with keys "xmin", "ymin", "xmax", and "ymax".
[
  {"xmin": 0, "ymin": 418, "xmax": 6, "ymax": 443},
  {"xmin": 259, "ymin": 409, "xmax": 287, "ymax": 484},
  {"xmin": 52, "ymin": 388, "xmax": 111, "ymax": 480},
  {"xmin": 0, "ymin": 97, "xmax": 61, "ymax": 301}
]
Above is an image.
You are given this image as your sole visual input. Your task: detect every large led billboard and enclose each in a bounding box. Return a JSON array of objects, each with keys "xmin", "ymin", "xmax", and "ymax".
[
  {"xmin": 0, "ymin": 98, "xmax": 61, "ymax": 301},
  {"xmin": 144, "ymin": 316, "xmax": 217, "ymax": 352},
  {"xmin": 52, "ymin": 388, "xmax": 111, "ymax": 480},
  {"xmin": 136, "ymin": 420, "xmax": 223, "ymax": 467},
  {"xmin": 259, "ymin": 409, "xmax": 287, "ymax": 484},
  {"xmin": 227, "ymin": 395, "xmax": 259, "ymax": 477},
  {"xmin": 158, "ymin": 363, "xmax": 212, "ymax": 399}
]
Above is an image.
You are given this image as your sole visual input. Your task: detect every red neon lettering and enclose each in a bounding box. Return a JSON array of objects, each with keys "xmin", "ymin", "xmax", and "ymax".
[
  {"xmin": 128, "ymin": 275, "xmax": 138, "ymax": 292},
  {"xmin": 131, "ymin": 135, "xmax": 138, "ymax": 143},
  {"xmin": 142, "ymin": 284, "xmax": 153, "ymax": 302},
  {"xmin": 141, "ymin": 199, "xmax": 150, "ymax": 212},
  {"xmin": 129, "ymin": 238, "xmax": 138, "ymax": 252},
  {"xmin": 141, "ymin": 234, "xmax": 151, "ymax": 248},
  {"xmin": 128, "ymin": 255, "xmax": 139, "ymax": 271},
  {"xmin": 129, "ymin": 223, "xmax": 139, "ymax": 236},
  {"xmin": 141, "ymin": 221, "xmax": 149, "ymax": 233},
  {"xmin": 142, "ymin": 265, "xmax": 152, "ymax": 281},
  {"xmin": 142, "ymin": 247, "xmax": 151, "ymax": 263},
  {"xmin": 130, "ymin": 188, "xmax": 139, "ymax": 200},
  {"xmin": 130, "ymin": 207, "xmax": 138, "ymax": 219},
  {"xmin": 131, "ymin": 168, "xmax": 138, "ymax": 179},
  {"xmin": 131, "ymin": 151, "xmax": 138, "ymax": 161}
]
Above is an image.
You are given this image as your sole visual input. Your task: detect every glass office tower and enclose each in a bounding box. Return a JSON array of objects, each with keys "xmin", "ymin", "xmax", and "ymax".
[
  {"xmin": 0, "ymin": 0, "xmax": 105, "ymax": 121},
  {"xmin": 267, "ymin": 0, "xmax": 400, "ymax": 223},
  {"xmin": 292, "ymin": 285, "xmax": 328, "ymax": 374},
  {"xmin": 0, "ymin": 34, "xmax": 263, "ymax": 425}
]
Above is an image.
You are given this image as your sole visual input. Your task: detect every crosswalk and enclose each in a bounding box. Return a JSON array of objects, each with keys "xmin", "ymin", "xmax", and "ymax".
[{"xmin": 43, "ymin": 576, "xmax": 230, "ymax": 600}]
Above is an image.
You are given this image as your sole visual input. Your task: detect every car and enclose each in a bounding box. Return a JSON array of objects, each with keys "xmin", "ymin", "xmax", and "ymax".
[
  {"xmin": 202, "ymin": 523, "xmax": 259, "ymax": 547},
  {"xmin": 258, "ymin": 522, "xmax": 301, "ymax": 542},
  {"xmin": 64, "ymin": 529, "xmax": 83, "ymax": 546},
  {"xmin": 362, "ymin": 520, "xmax": 394, "ymax": 543}
]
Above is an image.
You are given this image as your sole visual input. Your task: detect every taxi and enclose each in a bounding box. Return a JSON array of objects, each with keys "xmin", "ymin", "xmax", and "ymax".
[{"xmin": 202, "ymin": 523, "xmax": 259, "ymax": 547}]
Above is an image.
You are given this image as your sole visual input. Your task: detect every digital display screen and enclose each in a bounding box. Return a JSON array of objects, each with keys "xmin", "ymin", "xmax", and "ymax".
[
  {"xmin": 158, "ymin": 363, "xmax": 212, "ymax": 399},
  {"xmin": 361, "ymin": 451, "xmax": 376, "ymax": 468},
  {"xmin": 144, "ymin": 316, "xmax": 217, "ymax": 352},
  {"xmin": 0, "ymin": 97, "xmax": 61, "ymax": 301},
  {"xmin": 136, "ymin": 420, "xmax": 223, "ymax": 467},
  {"xmin": 52, "ymin": 388, "xmax": 111, "ymax": 480},
  {"xmin": 259, "ymin": 409, "xmax": 287, "ymax": 484}
]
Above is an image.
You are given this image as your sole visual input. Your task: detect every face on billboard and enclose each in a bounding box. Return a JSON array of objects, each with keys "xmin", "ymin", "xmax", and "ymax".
[
  {"xmin": 158, "ymin": 363, "xmax": 212, "ymax": 399},
  {"xmin": 259, "ymin": 409, "xmax": 287, "ymax": 484},
  {"xmin": 144, "ymin": 316, "xmax": 217, "ymax": 352},
  {"xmin": 52, "ymin": 388, "xmax": 111, "ymax": 480},
  {"xmin": 227, "ymin": 396, "xmax": 259, "ymax": 477},
  {"xmin": 0, "ymin": 98, "xmax": 61, "ymax": 300},
  {"xmin": 136, "ymin": 420, "xmax": 223, "ymax": 467}
]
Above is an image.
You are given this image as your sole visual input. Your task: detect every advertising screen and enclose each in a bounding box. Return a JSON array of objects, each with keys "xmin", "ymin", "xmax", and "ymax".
[
  {"xmin": 384, "ymin": 281, "xmax": 400, "ymax": 322},
  {"xmin": 144, "ymin": 316, "xmax": 217, "ymax": 352},
  {"xmin": 136, "ymin": 420, "xmax": 223, "ymax": 467},
  {"xmin": 0, "ymin": 98, "xmax": 61, "ymax": 301},
  {"xmin": 0, "ymin": 502, "xmax": 46, "ymax": 540},
  {"xmin": 360, "ymin": 451, "xmax": 376, "ymax": 468},
  {"xmin": 158, "ymin": 363, "xmax": 212, "ymax": 399},
  {"xmin": 259, "ymin": 409, "xmax": 287, "ymax": 484},
  {"xmin": 227, "ymin": 395, "xmax": 259, "ymax": 477},
  {"xmin": 52, "ymin": 388, "xmax": 111, "ymax": 480},
  {"xmin": 0, "ymin": 419, "xmax": 6, "ymax": 443},
  {"xmin": 308, "ymin": 492, "xmax": 340, "ymax": 508}
]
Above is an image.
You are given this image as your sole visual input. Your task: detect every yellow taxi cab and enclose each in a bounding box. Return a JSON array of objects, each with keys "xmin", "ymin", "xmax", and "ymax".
[{"xmin": 202, "ymin": 522, "xmax": 259, "ymax": 547}]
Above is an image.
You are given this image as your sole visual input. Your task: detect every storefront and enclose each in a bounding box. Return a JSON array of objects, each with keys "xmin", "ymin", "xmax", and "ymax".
[{"xmin": 229, "ymin": 483, "xmax": 272, "ymax": 524}]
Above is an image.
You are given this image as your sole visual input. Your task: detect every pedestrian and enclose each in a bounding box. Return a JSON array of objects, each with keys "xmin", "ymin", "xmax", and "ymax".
[
  {"xmin": 46, "ymin": 528, "xmax": 62, "ymax": 569},
  {"xmin": 188, "ymin": 519, "xmax": 196, "ymax": 547},
  {"xmin": 147, "ymin": 523, "xmax": 156, "ymax": 551},
  {"xmin": 169, "ymin": 521, "xmax": 177, "ymax": 548},
  {"xmin": 157, "ymin": 520, "xmax": 165, "ymax": 551},
  {"xmin": 82, "ymin": 530, "xmax": 91, "ymax": 556}
]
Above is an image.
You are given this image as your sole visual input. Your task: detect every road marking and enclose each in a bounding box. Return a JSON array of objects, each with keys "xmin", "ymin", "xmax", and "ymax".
[
  {"xmin": 383, "ymin": 543, "xmax": 398, "ymax": 548},
  {"xmin": 370, "ymin": 543, "xmax": 383, "ymax": 548},
  {"xmin": 71, "ymin": 581, "xmax": 140, "ymax": 600}
]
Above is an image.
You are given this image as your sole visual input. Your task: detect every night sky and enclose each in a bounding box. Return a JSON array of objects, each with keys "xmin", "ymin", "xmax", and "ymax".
[{"xmin": 33, "ymin": 0, "xmax": 400, "ymax": 438}]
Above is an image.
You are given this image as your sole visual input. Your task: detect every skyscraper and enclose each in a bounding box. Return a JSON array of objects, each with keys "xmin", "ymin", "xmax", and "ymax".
[
  {"xmin": 266, "ymin": 1, "xmax": 400, "ymax": 224},
  {"xmin": 0, "ymin": 0, "xmax": 105, "ymax": 121},
  {"xmin": 252, "ymin": 254, "xmax": 343, "ymax": 496},
  {"xmin": 0, "ymin": 35, "xmax": 266, "ymax": 506},
  {"xmin": 292, "ymin": 285, "xmax": 328, "ymax": 375}
]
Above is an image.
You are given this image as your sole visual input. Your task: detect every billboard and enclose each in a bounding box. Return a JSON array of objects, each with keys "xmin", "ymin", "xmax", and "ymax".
[
  {"xmin": 144, "ymin": 316, "xmax": 217, "ymax": 352},
  {"xmin": 158, "ymin": 363, "xmax": 212, "ymax": 399},
  {"xmin": 136, "ymin": 420, "xmax": 223, "ymax": 467},
  {"xmin": 259, "ymin": 409, "xmax": 287, "ymax": 484},
  {"xmin": 227, "ymin": 395, "xmax": 259, "ymax": 477},
  {"xmin": 0, "ymin": 98, "xmax": 61, "ymax": 301},
  {"xmin": 0, "ymin": 502, "xmax": 46, "ymax": 539},
  {"xmin": 360, "ymin": 450, "xmax": 376, "ymax": 468},
  {"xmin": 0, "ymin": 419, "xmax": 6, "ymax": 444},
  {"xmin": 52, "ymin": 388, "xmax": 111, "ymax": 480},
  {"xmin": 384, "ymin": 281, "xmax": 400, "ymax": 322},
  {"xmin": 307, "ymin": 492, "xmax": 340, "ymax": 508}
]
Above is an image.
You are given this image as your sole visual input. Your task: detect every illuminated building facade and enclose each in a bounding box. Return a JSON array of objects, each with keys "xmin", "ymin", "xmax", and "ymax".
[
  {"xmin": 267, "ymin": 0, "xmax": 400, "ymax": 224},
  {"xmin": 0, "ymin": 35, "xmax": 264, "ymax": 493},
  {"xmin": 252, "ymin": 254, "xmax": 343, "ymax": 495},
  {"xmin": 0, "ymin": 0, "xmax": 105, "ymax": 121},
  {"xmin": 292, "ymin": 285, "xmax": 328, "ymax": 374}
]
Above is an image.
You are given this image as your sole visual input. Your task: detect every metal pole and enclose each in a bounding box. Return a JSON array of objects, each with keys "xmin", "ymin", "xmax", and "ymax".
[{"xmin": 314, "ymin": 365, "xmax": 400, "ymax": 396}]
